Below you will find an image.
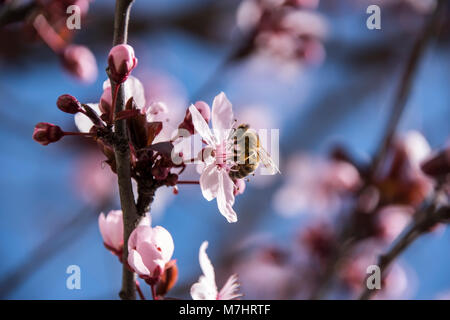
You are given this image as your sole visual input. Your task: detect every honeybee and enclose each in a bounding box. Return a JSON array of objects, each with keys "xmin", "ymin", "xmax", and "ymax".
[{"xmin": 228, "ymin": 124, "xmax": 280, "ymax": 180}]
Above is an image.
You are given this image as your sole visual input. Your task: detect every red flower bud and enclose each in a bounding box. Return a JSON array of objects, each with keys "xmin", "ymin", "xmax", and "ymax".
[
  {"xmin": 107, "ymin": 44, "xmax": 138, "ymax": 84},
  {"xmin": 33, "ymin": 122, "xmax": 64, "ymax": 146},
  {"xmin": 57, "ymin": 94, "xmax": 81, "ymax": 114}
]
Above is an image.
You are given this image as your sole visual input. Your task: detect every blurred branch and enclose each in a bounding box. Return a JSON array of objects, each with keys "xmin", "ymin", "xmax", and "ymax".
[
  {"xmin": 370, "ymin": 0, "xmax": 446, "ymax": 176},
  {"xmin": 0, "ymin": 1, "xmax": 35, "ymax": 28},
  {"xmin": 359, "ymin": 197, "xmax": 450, "ymax": 300},
  {"xmin": 310, "ymin": 0, "xmax": 446, "ymax": 300}
]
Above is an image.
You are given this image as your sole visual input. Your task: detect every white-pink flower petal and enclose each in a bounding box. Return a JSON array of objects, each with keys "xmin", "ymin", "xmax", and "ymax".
[
  {"xmin": 199, "ymin": 163, "xmax": 221, "ymax": 201},
  {"xmin": 128, "ymin": 249, "xmax": 151, "ymax": 277},
  {"xmin": 217, "ymin": 170, "xmax": 237, "ymax": 223},
  {"xmin": 189, "ymin": 104, "xmax": 216, "ymax": 146},
  {"xmin": 211, "ymin": 92, "xmax": 234, "ymax": 142},
  {"xmin": 191, "ymin": 241, "xmax": 242, "ymax": 300},
  {"xmin": 191, "ymin": 276, "xmax": 218, "ymax": 300},
  {"xmin": 151, "ymin": 226, "xmax": 175, "ymax": 263},
  {"xmin": 218, "ymin": 274, "xmax": 242, "ymax": 300},
  {"xmin": 199, "ymin": 241, "xmax": 216, "ymax": 285},
  {"xmin": 98, "ymin": 210, "xmax": 123, "ymax": 251}
]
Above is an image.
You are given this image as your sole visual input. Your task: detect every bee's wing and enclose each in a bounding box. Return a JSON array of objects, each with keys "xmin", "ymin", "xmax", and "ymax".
[{"xmin": 257, "ymin": 147, "xmax": 280, "ymax": 175}]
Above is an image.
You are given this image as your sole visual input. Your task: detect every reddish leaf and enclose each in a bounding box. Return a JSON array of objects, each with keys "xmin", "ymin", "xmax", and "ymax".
[{"xmin": 147, "ymin": 121, "xmax": 163, "ymax": 146}]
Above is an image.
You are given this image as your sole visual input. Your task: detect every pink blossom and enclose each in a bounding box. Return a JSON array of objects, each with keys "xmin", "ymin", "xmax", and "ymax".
[
  {"xmin": 339, "ymin": 241, "xmax": 415, "ymax": 299},
  {"xmin": 60, "ymin": 45, "xmax": 98, "ymax": 83},
  {"xmin": 108, "ymin": 44, "xmax": 138, "ymax": 83},
  {"xmin": 236, "ymin": 0, "xmax": 263, "ymax": 32},
  {"xmin": 191, "ymin": 241, "xmax": 242, "ymax": 300},
  {"xmin": 189, "ymin": 92, "xmax": 238, "ymax": 223},
  {"xmin": 375, "ymin": 205, "xmax": 412, "ymax": 242},
  {"xmin": 375, "ymin": 131, "xmax": 433, "ymax": 206},
  {"xmin": 127, "ymin": 224, "xmax": 174, "ymax": 282},
  {"xmin": 98, "ymin": 210, "xmax": 123, "ymax": 255},
  {"xmin": 74, "ymin": 76, "xmax": 146, "ymax": 133},
  {"xmin": 104, "ymin": 76, "xmax": 146, "ymax": 110},
  {"xmin": 233, "ymin": 248, "xmax": 293, "ymax": 299},
  {"xmin": 142, "ymin": 72, "xmax": 188, "ymax": 142}
]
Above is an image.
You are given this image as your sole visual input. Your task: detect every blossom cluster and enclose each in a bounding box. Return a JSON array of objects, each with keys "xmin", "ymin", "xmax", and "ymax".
[
  {"xmin": 33, "ymin": 44, "xmax": 281, "ymax": 299},
  {"xmin": 230, "ymin": 131, "xmax": 449, "ymax": 299},
  {"xmin": 236, "ymin": 0, "xmax": 328, "ymax": 72}
]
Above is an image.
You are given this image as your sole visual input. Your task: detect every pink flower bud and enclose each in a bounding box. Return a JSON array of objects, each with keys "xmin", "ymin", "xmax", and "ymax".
[
  {"xmin": 57, "ymin": 94, "xmax": 81, "ymax": 114},
  {"xmin": 128, "ymin": 225, "xmax": 174, "ymax": 284},
  {"xmin": 107, "ymin": 44, "xmax": 138, "ymax": 84},
  {"xmin": 60, "ymin": 45, "xmax": 98, "ymax": 83},
  {"xmin": 32, "ymin": 122, "xmax": 64, "ymax": 146},
  {"xmin": 234, "ymin": 179, "xmax": 246, "ymax": 196},
  {"xmin": 98, "ymin": 210, "xmax": 124, "ymax": 256},
  {"xmin": 179, "ymin": 101, "xmax": 211, "ymax": 135}
]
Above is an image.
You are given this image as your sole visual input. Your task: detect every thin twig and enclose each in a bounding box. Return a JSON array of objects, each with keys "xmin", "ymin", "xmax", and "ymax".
[
  {"xmin": 311, "ymin": 0, "xmax": 445, "ymax": 299},
  {"xmin": 359, "ymin": 203, "xmax": 450, "ymax": 300},
  {"xmin": 109, "ymin": 0, "xmax": 141, "ymax": 300},
  {"xmin": 370, "ymin": 0, "xmax": 445, "ymax": 176},
  {"xmin": 135, "ymin": 280, "xmax": 146, "ymax": 300},
  {"xmin": 0, "ymin": 1, "xmax": 35, "ymax": 28}
]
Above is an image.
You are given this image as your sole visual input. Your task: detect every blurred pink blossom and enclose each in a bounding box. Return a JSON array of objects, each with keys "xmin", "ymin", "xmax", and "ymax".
[
  {"xmin": 339, "ymin": 241, "xmax": 414, "ymax": 299},
  {"xmin": 273, "ymin": 154, "xmax": 361, "ymax": 216},
  {"xmin": 99, "ymin": 210, "xmax": 150, "ymax": 257},
  {"xmin": 375, "ymin": 205, "xmax": 412, "ymax": 242},
  {"xmin": 236, "ymin": 0, "xmax": 328, "ymax": 76},
  {"xmin": 60, "ymin": 45, "xmax": 98, "ymax": 83},
  {"xmin": 233, "ymin": 248, "xmax": 294, "ymax": 299},
  {"xmin": 72, "ymin": 150, "xmax": 117, "ymax": 205},
  {"xmin": 375, "ymin": 131, "xmax": 433, "ymax": 207}
]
